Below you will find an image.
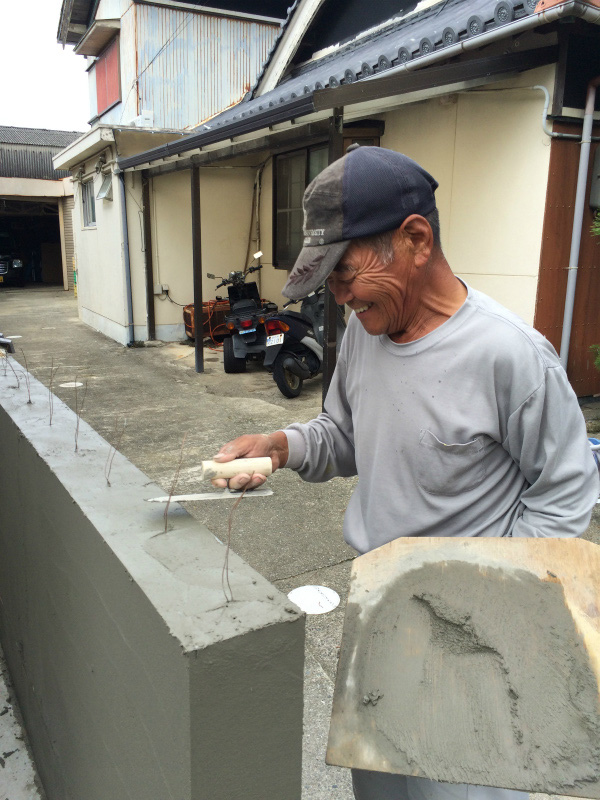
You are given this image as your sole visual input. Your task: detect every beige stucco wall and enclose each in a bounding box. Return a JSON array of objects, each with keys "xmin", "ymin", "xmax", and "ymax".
[
  {"xmin": 381, "ymin": 64, "xmax": 555, "ymax": 325},
  {"xmin": 150, "ymin": 170, "xmax": 192, "ymax": 335},
  {"xmin": 125, "ymin": 167, "xmax": 257, "ymax": 340},
  {"xmin": 73, "ymin": 148, "xmax": 131, "ymax": 344},
  {"xmin": 124, "ymin": 170, "xmax": 147, "ymax": 340},
  {"xmin": 199, "ymin": 167, "xmax": 257, "ymax": 299},
  {"xmin": 77, "ymin": 164, "xmax": 258, "ymax": 344}
]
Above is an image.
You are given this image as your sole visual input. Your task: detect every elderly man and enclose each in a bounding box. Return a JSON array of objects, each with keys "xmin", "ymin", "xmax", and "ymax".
[{"xmin": 213, "ymin": 146, "xmax": 598, "ymax": 800}]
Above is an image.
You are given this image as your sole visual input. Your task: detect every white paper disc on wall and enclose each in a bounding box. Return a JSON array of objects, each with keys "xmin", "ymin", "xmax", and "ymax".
[{"xmin": 287, "ymin": 585, "xmax": 340, "ymax": 615}]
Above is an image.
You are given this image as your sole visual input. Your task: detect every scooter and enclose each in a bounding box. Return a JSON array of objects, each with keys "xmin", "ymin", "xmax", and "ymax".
[
  {"xmin": 0, "ymin": 333, "xmax": 15, "ymax": 354},
  {"xmin": 207, "ymin": 254, "xmax": 277, "ymax": 374},
  {"xmin": 263, "ymin": 286, "xmax": 346, "ymax": 398}
]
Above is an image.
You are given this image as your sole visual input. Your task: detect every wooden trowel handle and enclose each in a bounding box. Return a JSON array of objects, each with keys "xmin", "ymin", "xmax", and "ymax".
[{"xmin": 200, "ymin": 457, "xmax": 273, "ymax": 481}]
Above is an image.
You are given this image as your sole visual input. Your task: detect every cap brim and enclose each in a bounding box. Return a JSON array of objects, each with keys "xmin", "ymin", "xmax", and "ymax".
[{"xmin": 282, "ymin": 240, "xmax": 350, "ymax": 300}]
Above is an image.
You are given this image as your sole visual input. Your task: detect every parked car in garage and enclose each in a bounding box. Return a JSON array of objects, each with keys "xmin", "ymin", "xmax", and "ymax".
[{"xmin": 0, "ymin": 232, "xmax": 25, "ymax": 286}]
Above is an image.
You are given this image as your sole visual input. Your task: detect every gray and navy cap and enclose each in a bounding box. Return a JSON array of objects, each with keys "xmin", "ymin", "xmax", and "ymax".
[{"xmin": 283, "ymin": 146, "xmax": 439, "ymax": 300}]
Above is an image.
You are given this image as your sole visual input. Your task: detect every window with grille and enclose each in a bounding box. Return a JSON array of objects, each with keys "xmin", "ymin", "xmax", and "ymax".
[
  {"xmin": 274, "ymin": 145, "xmax": 328, "ymax": 268},
  {"xmin": 273, "ymin": 127, "xmax": 382, "ymax": 268},
  {"xmin": 82, "ymin": 180, "xmax": 96, "ymax": 228}
]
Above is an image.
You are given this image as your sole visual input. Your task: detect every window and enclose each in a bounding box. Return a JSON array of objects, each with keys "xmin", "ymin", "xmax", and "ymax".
[
  {"xmin": 94, "ymin": 37, "xmax": 120, "ymax": 116},
  {"xmin": 273, "ymin": 125, "xmax": 383, "ymax": 268},
  {"xmin": 82, "ymin": 180, "xmax": 96, "ymax": 228},
  {"xmin": 274, "ymin": 145, "xmax": 328, "ymax": 268}
]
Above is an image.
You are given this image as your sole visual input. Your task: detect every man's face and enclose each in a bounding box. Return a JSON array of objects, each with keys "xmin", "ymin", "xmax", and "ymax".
[{"xmin": 326, "ymin": 233, "xmax": 418, "ymax": 339}]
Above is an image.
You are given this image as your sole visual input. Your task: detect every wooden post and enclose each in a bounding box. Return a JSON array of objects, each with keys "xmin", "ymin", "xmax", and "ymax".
[
  {"xmin": 191, "ymin": 166, "xmax": 204, "ymax": 374},
  {"xmin": 322, "ymin": 107, "xmax": 344, "ymax": 406},
  {"xmin": 141, "ymin": 170, "xmax": 156, "ymax": 341},
  {"xmin": 58, "ymin": 199, "xmax": 69, "ymax": 291}
]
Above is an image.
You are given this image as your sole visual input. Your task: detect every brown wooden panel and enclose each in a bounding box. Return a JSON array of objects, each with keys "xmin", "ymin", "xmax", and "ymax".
[{"xmin": 534, "ymin": 121, "xmax": 600, "ymax": 396}]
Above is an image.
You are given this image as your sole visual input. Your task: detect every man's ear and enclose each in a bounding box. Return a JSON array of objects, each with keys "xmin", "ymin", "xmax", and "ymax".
[{"xmin": 400, "ymin": 215, "xmax": 434, "ymax": 265}]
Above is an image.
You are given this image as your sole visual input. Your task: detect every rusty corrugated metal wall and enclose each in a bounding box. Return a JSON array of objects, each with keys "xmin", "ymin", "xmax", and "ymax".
[
  {"xmin": 134, "ymin": 5, "xmax": 279, "ymax": 130},
  {"xmin": 0, "ymin": 144, "xmax": 72, "ymax": 180},
  {"xmin": 112, "ymin": 2, "xmax": 139, "ymax": 125}
]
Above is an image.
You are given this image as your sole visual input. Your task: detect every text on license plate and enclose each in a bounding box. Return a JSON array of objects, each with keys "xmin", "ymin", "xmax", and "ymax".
[{"xmin": 267, "ymin": 334, "xmax": 284, "ymax": 346}]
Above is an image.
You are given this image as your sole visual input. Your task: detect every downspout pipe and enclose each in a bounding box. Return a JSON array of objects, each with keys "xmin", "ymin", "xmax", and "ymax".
[
  {"xmin": 559, "ymin": 75, "xmax": 600, "ymax": 370},
  {"xmin": 118, "ymin": 171, "xmax": 135, "ymax": 346}
]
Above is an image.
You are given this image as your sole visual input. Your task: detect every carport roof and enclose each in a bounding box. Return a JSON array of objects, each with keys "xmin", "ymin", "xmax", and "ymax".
[{"xmin": 0, "ymin": 127, "xmax": 82, "ymax": 147}]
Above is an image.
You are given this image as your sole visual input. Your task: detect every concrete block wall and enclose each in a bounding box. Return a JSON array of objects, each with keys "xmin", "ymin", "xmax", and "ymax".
[{"xmin": 0, "ymin": 363, "xmax": 304, "ymax": 800}]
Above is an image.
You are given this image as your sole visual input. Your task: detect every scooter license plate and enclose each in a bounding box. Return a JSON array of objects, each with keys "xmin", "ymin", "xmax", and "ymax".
[
  {"xmin": 267, "ymin": 334, "xmax": 284, "ymax": 346},
  {"xmin": 240, "ymin": 327, "xmax": 256, "ymax": 334}
]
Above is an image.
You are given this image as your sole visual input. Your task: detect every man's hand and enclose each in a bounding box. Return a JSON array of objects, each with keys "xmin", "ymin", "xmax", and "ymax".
[{"xmin": 212, "ymin": 431, "xmax": 289, "ymax": 489}]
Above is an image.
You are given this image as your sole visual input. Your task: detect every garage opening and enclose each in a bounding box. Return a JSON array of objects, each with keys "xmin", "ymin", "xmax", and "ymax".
[
  {"xmin": 0, "ymin": 199, "xmax": 64, "ymax": 287},
  {"xmin": 0, "ymin": 126, "xmax": 81, "ymax": 291}
]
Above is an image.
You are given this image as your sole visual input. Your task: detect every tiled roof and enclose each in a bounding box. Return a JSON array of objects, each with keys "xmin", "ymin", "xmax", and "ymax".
[
  {"xmin": 194, "ymin": 0, "xmax": 537, "ymax": 133},
  {"xmin": 0, "ymin": 127, "xmax": 82, "ymax": 147}
]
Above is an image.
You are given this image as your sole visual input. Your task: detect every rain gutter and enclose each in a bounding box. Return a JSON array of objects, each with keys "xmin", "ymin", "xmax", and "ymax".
[
  {"xmin": 559, "ymin": 75, "xmax": 600, "ymax": 369},
  {"xmin": 118, "ymin": 95, "xmax": 316, "ymax": 170}
]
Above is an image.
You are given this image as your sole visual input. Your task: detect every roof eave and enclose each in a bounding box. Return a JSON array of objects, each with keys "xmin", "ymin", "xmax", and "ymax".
[
  {"xmin": 53, "ymin": 126, "xmax": 116, "ymax": 171},
  {"xmin": 57, "ymin": 0, "xmax": 95, "ymax": 45},
  {"xmin": 74, "ymin": 19, "xmax": 120, "ymax": 55}
]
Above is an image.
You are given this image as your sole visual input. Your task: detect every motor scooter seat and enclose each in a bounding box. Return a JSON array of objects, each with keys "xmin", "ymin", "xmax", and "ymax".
[
  {"xmin": 284, "ymin": 310, "xmax": 312, "ymax": 325},
  {"xmin": 234, "ymin": 299, "xmax": 260, "ymax": 313}
]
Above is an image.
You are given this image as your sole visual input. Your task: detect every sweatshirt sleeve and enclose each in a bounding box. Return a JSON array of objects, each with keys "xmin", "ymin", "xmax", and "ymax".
[
  {"xmin": 503, "ymin": 364, "xmax": 598, "ymax": 538},
  {"xmin": 284, "ymin": 350, "xmax": 357, "ymax": 482}
]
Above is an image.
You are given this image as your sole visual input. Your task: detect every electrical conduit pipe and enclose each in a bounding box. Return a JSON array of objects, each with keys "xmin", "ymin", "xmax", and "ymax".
[{"xmin": 118, "ymin": 171, "xmax": 135, "ymax": 346}]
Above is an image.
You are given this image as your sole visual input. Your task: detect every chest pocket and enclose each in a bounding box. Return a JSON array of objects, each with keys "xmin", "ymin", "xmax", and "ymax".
[{"xmin": 417, "ymin": 429, "xmax": 487, "ymax": 496}]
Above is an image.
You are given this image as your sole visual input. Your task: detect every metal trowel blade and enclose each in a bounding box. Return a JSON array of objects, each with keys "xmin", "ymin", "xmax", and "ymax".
[{"xmin": 146, "ymin": 487, "xmax": 273, "ymax": 502}]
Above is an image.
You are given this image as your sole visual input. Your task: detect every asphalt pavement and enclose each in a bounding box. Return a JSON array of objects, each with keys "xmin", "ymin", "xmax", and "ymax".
[{"xmin": 2, "ymin": 285, "xmax": 599, "ymax": 800}]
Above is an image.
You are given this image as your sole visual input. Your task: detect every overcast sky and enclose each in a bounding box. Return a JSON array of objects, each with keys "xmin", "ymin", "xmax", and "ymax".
[{"xmin": 0, "ymin": 0, "xmax": 90, "ymax": 132}]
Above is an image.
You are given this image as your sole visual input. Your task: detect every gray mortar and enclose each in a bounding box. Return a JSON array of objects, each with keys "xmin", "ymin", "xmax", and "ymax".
[
  {"xmin": 330, "ymin": 560, "xmax": 600, "ymax": 797},
  {"xmin": 0, "ymin": 362, "xmax": 304, "ymax": 800}
]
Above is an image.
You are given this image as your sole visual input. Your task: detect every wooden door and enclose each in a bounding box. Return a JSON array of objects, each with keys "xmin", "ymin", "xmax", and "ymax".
[{"xmin": 534, "ymin": 121, "xmax": 600, "ymax": 397}]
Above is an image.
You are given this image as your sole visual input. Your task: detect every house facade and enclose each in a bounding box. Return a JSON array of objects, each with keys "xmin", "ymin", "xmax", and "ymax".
[
  {"xmin": 54, "ymin": 0, "xmax": 285, "ymax": 343},
  {"xmin": 58, "ymin": 0, "xmax": 600, "ymax": 394}
]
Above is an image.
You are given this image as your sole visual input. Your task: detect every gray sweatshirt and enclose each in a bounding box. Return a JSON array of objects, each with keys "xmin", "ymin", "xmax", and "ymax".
[{"xmin": 284, "ymin": 285, "xmax": 598, "ymax": 554}]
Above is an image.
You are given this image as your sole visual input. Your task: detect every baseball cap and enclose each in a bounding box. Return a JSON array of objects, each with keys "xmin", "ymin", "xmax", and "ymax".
[{"xmin": 282, "ymin": 146, "xmax": 439, "ymax": 300}]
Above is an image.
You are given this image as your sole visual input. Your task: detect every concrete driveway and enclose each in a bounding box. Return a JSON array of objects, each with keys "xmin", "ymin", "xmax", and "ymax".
[{"xmin": 2, "ymin": 285, "xmax": 599, "ymax": 800}]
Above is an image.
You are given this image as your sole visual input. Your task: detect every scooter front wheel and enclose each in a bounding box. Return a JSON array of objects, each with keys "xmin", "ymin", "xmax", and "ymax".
[
  {"xmin": 223, "ymin": 336, "xmax": 247, "ymax": 373},
  {"xmin": 273, "ymin": 354, "xmax": 303, "ymax": 398}
]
